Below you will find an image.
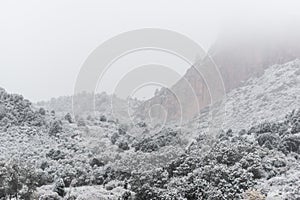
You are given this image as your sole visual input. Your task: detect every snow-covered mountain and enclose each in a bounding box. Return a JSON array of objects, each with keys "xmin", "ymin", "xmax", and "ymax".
[
  {"xmin": 189, "ymin": 59, "xmax": 300, "ymax": 133},
  {"xmin": 137, "ymin": 25, "xmax": 300, "ymax": 122},
  {"xmin": 36, "ymin": 92, "xmax": 142, "ymax": 124},
  {"xmin": 0, "ymin": 58, "xmax": 299, "ymax": 199}
]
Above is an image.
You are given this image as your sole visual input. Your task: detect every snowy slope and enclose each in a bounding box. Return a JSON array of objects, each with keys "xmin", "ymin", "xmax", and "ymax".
[{"xmin": 190, "ymin": 59, "xmax": 300, "ymax": 133}]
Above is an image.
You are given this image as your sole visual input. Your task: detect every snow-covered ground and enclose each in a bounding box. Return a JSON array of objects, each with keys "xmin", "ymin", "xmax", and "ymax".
[
  {"xmin": 0, "ymin": 59, "xmax": 300, "ymax": 199},
  {"xmin": 189, "ymin": 59, "xmax": 300, "ymax": 134}
]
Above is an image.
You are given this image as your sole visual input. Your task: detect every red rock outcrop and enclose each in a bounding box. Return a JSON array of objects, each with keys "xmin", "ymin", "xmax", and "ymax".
[{"xmin": 137, "ymin": 22, "xmax": 300, "ymax": 123}]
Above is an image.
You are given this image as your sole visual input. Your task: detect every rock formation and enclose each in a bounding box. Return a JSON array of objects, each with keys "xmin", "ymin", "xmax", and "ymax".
[{"xmin": 137, "ymin": 22, "xmax": 300, "ymax": 123}]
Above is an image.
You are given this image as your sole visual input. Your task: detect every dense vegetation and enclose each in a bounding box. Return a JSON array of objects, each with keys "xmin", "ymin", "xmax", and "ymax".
[{"xmin": 0, "ymin": 86, "xmax": 300, "ymax": 199}]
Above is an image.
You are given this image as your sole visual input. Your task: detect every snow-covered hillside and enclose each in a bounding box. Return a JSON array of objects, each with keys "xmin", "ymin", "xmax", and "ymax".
[
  {"xmin": 190, "ymin": 59, "xmax": 300, "ymax": 133},
  {"xmin": 0, "ymin": 59, "xmax": 299, "ymax": 199}
]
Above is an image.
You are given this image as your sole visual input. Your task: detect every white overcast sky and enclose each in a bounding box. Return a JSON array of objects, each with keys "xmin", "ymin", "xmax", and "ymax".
[{"xmin": 0, "ymin": 0, "xmax": 299, "ymax": 102}]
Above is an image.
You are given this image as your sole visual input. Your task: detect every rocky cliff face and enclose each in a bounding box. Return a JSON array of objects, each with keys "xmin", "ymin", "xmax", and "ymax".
[{"xmin": 137, "ymin": 24, "xmax": 300, "ymax": 123}]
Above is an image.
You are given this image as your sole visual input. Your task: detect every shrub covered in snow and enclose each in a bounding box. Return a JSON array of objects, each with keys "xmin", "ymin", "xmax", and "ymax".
[{"xmin": 0, "ymin": 160, "xmax": 38, "ymax": 200}]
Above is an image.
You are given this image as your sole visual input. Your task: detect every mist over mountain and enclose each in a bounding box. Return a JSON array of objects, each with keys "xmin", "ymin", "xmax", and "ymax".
[
  {"xmin": 36, "ymin": 92, "xmax": 142, "ymax": 124},
  {"xmin": 136, "ymin": 22, "xmax": 300, "ymax": 123},
  {"xmin": 1, "ymin": 4, "xmax": 300, "ymax": 199},
  {"xmin": 1, "ymin": 57, "xmax": 300, "ymax": 199}
]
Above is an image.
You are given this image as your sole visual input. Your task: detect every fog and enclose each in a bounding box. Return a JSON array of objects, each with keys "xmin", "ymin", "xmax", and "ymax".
[{"xmin": 0, "ymin": 0, "xmax": 299, "ymax": 102}]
